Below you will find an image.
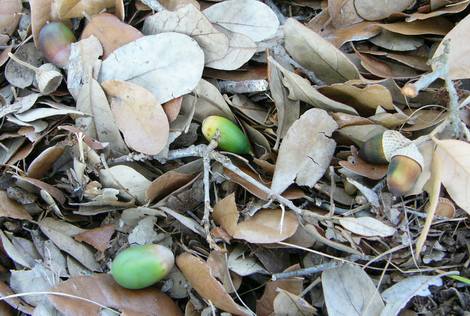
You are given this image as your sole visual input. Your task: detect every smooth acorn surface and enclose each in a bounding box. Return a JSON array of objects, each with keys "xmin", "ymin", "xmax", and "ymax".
[
  {"xmin": 38, "ymin": 22, "xmax": 76, "ymax": 68},
  {"xmin": 359, "ymin": 132, "xmax": 388, "ymax": 164},
  {"xmin": 387, "ymin": 155, "xmax": 422, "ymax": 196},
  {"xmin": 202, "ymin": 115, "xmax": 251, "ymax": 154},
  {"xmin": 111, "ymin": 244, "xmax": 174, "ymax": 289}
]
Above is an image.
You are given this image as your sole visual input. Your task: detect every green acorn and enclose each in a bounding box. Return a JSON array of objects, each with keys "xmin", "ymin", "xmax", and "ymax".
[
  {"xmin": 111, "ymin": 244, "xmax": 174, "ymax": 289},
  {"xmin": 38, "ymin": 22, "xmax": 76, "ymax": 68},
  {"xmin": 202, "ymin": 115, "xmax": 251, "ymax": 154}
]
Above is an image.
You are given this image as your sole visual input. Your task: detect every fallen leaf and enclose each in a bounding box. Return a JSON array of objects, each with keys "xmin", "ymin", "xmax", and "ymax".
[
  {"xmin": 329, "ymin": 0, "xmax": 363, "ymax": 28},
  {"xmin": 146, "ymin": 167, "xmax": 199, "ymax": 202},
  {"xmin": 48, "ymin": 274, "xmax": 182, "ymax": 316},
  {"xmin": 213, "ymin": 194, "xmax": 299, "ymax": 243},
  {"xmin": 406, "ymin": 0, "xmax": 469, "ymax": 22},
  {"xmin": 323, "ymin": 264, "xmax": 384, "ymax": 316},
  {"xmin": 39, "ymin": 218, "xmax": 101, "ymax": 271},
  {"xmin": 176, "ymin": 252, "xmax": 250, "ymax": 316},
  {"xmin": 191, "ymin": 79, "xmax": 236, "ymax": 122},
  {"xmin": 73, "ymin": 224, "xmax": 115, "ymax": 252},
  {"xmin": 0, "ymin": 280, "xmax": 34, "ymax": 314},
  {"xmin": 0, "ymin": 0, "xmax": 22, "ymax": 35},
  {"xmin": 284, "ymin": 18, "xmax": 361, "ymax": 84},
  {"xmin": 381, "ymin": 275, "xmax": 443, "ymax": 316},
  {"xmin": 100, "ymin": 165, "xmax": 151, "ymax": 204},
  {"xmin": 434, "ymin": 139, "xmax": 470, "ymax": 214},
  {"xmin": 81, "ymin": 13, "xmax": 143, "ymax": 58},
  {"xmin": 433, "ymin": 13, "xmax": 470, "ymax": 79},
  {"xmin": 328, "ymin": 22, "xmax": 382, "ymax": 47},
  {"xmin": 0, "ymin": 230, "xmax": 34, "ymax": 267},
  {"xmin": 162, "ymin": 97, "xmax": 183, "ymax": 122},
  {"xmin": 14, "ymin": 175, "xmax": 66, "ymax": 205},
  {"xmin": 10, "ymin": 264, "xmax": 56, "ymax": 306},
  {"xmin": 379, "ymin": 17, "xmax": 454, "ymax": 36},
  {"xmin": 53, "ymin": 0, "xmax": 115, "ymax": 19},
  {"xmin": 159, "ymin": 0, "xmax": 198, "ymax": 10},
  {"xmin": 356, "ymin": 51, "xmax": 421, "ymax": 79},
  {"xmin": 5, "ymin": 43, "xmax": 43, "ymax": 88},
  {"xmin": 102, "ymin": 80, "xmax": 169, "ymax": 155},
  {"xmin": 355, "ymin": 0, "xmax": 415, "ymax": 21},
  {"xmin": 256, "ymin": 265, "xmax": 303, "ymax": 316},
  {"xmin": 202, "ymin": 0, "xmax": 279, "ymax": 42},
  {"xmin": 99, "ymin": 33, "xmax": 204, "ymax": 104},
  {"xmin": 267, "ymin": 56, "xmax": 300, "ymax": 149},
  {"xmin": 339, "ymin": 217, "xmax": 396, "ymax": 237},
  {"xmin": 369, "ymin": 30, "xmax": 424, "ymax": 51},
  {"xmin": 227, "ymin": 246, "xmax": 268, "ymax": 276},
  {"xmin": 273, "ymin": 289, "xmax": 316, "ymax": 316},
  {"xmin": 271, "ymin": 108, "xmax": 338, "ymax": 194},
  {"xmin": 143, "ymin": 4, "xmax": 229, "ymax": 64},
  {"xmin": 27, "ymin": 144, "xmax": 65, "ymax": 179},
  {"xmin": 29, "ymin": 0, "xmax": 51, "ymax": 46},
  {"xmin": 337, "ymin": 124, "xmax": 387, "ymax": 146},
  {"xmin": 0, "ymin": 190, "xmax": 32, "ymax": 220}
]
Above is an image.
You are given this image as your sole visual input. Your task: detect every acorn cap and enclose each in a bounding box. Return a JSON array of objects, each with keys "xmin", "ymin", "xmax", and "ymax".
[
  {"xmin": 36, "ymin": 63, "xmax": 63, "ymax": 95},
  {"xmin": 382, "ymin": 130, "xmax": 412, "ymax": 162},
  {"xmin": 390, "ymin": 143, "xmax": 424, "ymax": 170}
]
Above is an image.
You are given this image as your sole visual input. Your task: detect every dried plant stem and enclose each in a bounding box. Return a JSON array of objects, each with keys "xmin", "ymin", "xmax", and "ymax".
[{"xmin": 202, "ymin": 137, "xmax": 219, "ymax": 249}]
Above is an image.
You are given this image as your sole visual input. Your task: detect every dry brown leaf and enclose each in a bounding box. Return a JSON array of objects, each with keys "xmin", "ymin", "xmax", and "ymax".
[
  {"xmin": 339, "ymin": 148, "xmax": 388, "ymax": 180},
  {"xmin": 379, "ymin": 17, "xmax": 454, "ymax": 36},
  {"xmin": 406, "ymin": 0, "xmax": 469, "ymax": 22},
  {"xmin": 284, "ymin": 18, "xmax": 361, "ymax": 84},
  {"xmin": 0, "ymin": 281, "xmax": 34, "ymax": 314},
  {"xmin": 73, "ymin": 224, "xmax": 115, "ymax": 252},
  {"xmin": 434, "ymin": 197, "xmax": 456, "ymax": 218},
  {"xmin": 102, "ymin": 80, "xmax": 169, "ymax": 155},
  {"xmin": 273, "ymin": 289, "xmax": 316, "ymax": 316},
  {"xmin": 213, "ymin": 194, "xmax": 299, "ymax": 243},
  {"xmin": 29, "ymin": 0, "xmax": 51, "ymax": 46},
  {"xmin": 329, "ymin": 0, "xmax": 363, "ymax": 28},
  {"xmin": 176, "ymin": 252, "xmax": 250, "ymax": 316},
  {"xmin": 27, "ymin": 144, "xmax": 65, "ymax": 179},
  {"xmin": 0, "ymin": 190, "xmax": 32, "ymax": 220},
  {"xmin": 356, "ymin": 51, "xmax": 421, "ymax": 79},
  {"xmin": 328, "ymin": 22, "xmax": 382, "ymax": 48},
  {"xmin": 14, "ymin": 175, "xmax": 66, "ymax": 205},
  {"xmin": 339, "ymin": 217, "xmax": 396, "ymax": 237},
  {"xmin": 53, "ymin": 0, "xmax": 115, "ymax": 19},
  {"xmin": 256, "ymin": 264, "xmax": 303, "ymax": 316},
  {"xmin": 233, "ymin": 209, "xmax": 299, "ymax": 244},
  {"xmin": 48, "ymin": 274, "xmax": 182, "ymax": 316},
  {"xmin": 271, "ymin": 108, "xmax": 338, "ymax": 194},
  {"xmin": 146, "ymin": 170, "xmax": 197, "ymax": 202},
  {"xmin": 159, "ymin": 0, "xmax": 199, "ymax": 10},
  {"xmin": 0, "ymin": 0, "xmax": 22, "ymax": 35},
  {"xmin": 369, "ymin": 30, "xmax": 424, "ymax": 51},
  {"xmin": 355, "ymin": 0, "xmax": 414, "ymax": 21},
  {"xmin": 434, "ymin": 139, "xmax": 470, "ymax": 214},
  {"xmin": 99, "ymin": 165, "xmax": 151, "ymax": 204},
  {"xmin": 433, "ymin": 13, "xmax": 470, "ymax": 80},
  {"xmin": 81, "ymin": 13, "xmax": 143, "ymax": 58},
  {"xmin": 162, "ymin": 97, "xmax": 183, "ymax": 123},
  {"xmin": 319, "ymin": 83, "xmax": 395, "ymax": 115}
]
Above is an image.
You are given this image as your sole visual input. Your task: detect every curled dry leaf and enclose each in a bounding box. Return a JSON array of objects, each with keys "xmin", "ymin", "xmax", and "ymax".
[
  {"xmin": 0, "ymin": 190, "xmax": 32, "ymax": 220},
  {"xmin": 102, "ymin": 80, "xmax": 169, "ymax": 155},
  {"xmin": 99, "ymin": 33, "xmax": 204, "ymax": 104},
  {"xmin": 0, "ymin": 0, "xmax": 22, "ymax": 35},
  {"xmin": 379, "ymin": 17, "xmax": 454, "ymax": 36},
  {"xmin": 29, "ymin": 0, "xmax": 51, "ymax": 46},
  {"xmin": 434, "ymin": 139, "xmax": 470, "ymax": 214},
  {"xmin": 213, "ymin": 193, "xmax": 299, "ymax": 243},
  {"xmin": 73, "ymin": 224, "xmax": 115, "ymax": 252},
  {"xmin": 176, "ymin": 252, "xmax": 250, "ymax": 316},
  {"xmin": 323, "ymin": 264, "xmax": 384, "ymax": 316},
  {"xmin": 99, "ymin": 165, "xmax": 151, "ymax": 204},
  {"xmin": 271, "ymin": 108, "xmax": 338, "ymax": 194},
  {"xmin": 355, "ymin": 0, "xmax": 415, "ymax": 21},
  {"xmin": 143, "ymin": 4, "xmax": 229, "ymax": 64},
  {"xmin": 162, "ymin": 97, "xmax": 183, "ymax": 123},
  {"xmin": 339, "ymin": 217, "xmax": 396, "ymax": 237},
  {"xmin": 273, "ymin": 289, "xmax": 316, "ymax": 316},
  {"xmin": 284, "ymin": 18, "xmax": 361, "ymax": 84},
  {"xmin": 48, "ymin": 274, "xmax": 182, "ymax": 316},
  {"xmin": 202, "ymin": 0, "xmax": 279, "ymax": 42},
  {"xmin": 433, "ymin": 13, "xmax": 470, "ymax": 80},
  {"xmin": 81, "ymin": 13, "xmax": 143, "ymax": 58},
  {"xmin": 27, "ymin": 144, "xmax": 65, "ymax": 179}
]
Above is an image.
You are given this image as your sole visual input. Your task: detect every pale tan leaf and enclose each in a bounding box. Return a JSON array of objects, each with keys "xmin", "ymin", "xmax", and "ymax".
[
  {"xmin": 355, "ymin": 0, "xmax": 414, "ymax": 21},
  {"xmin": 356, "ymin": 51, "xmax": 421, "ymax": 79},
  {"xmin": 143, "ymin": 4, "xmax": 229, "ymax": 64},
  {"xmin": 369, "ymin": 30, "xmax": 424, "ymax": 51},
  {"xmin": 81, "ymin": 13, "xmax": 143, "ymax": 59},
  {"xmin": 53, "ymin": 0, "xmax": 115, "ymax": 19},
  {"xmin": 27, "ymin": 145, "xmax": 65, "ymax": 179},
  {"xmin": 102, "ymin": 80, "xmax": 169, "ymax": 155},
  {"xmin": 284, "ymin": 18, "xmax": 361, "ymax": 84},
  {"xmin": 0, "ymin": 190, "xmax": 32, "ymax": 220},
  {"xmin": 146, "ymin": 171, "xmax": 197, "ymax": 202},
  {"xmin": 271, "ymin": 108, "xmax": 338, "ymax": 194},
  {"xmin": 99, "ymin": 165, "xmax": 151, "ymax": 204},
  {"xmin": 323, "ymin": 264, "xmax": 384, "ymax": 316},
  {"xmin": 406, "ymin": 0, "xmax": 469, "ymax": 22},
  {"xmin": 433, "ymin": 13, "xmax": 470, "ymax": 80},
  {"xmin": 212, "ymin": 193, "xmax": 239, "ymax": 236},
  {"xmin": 434, "ymin": 139, "xmax": 470, "ymax": 214},
  {"xmin": 329, "ymin": 0, "xmax": 362, "ymax": 28},
  {"xmin": 202, "ymin": 0, "xmax": 279, "ymax": 42},
  {"xmin": 191, "ymin": 79, "xmax": 236, "ymax": 122},
  {"xmin": 48, "ymin": 274, "xmax": 182, "ymax": 316},
  {"xmin": 0, "ymin": 0, "xmax": 22, "ymax": 35},
  {"xmin": 73, "ymin": 224, "xmax": 115, "ymax": 252},
  {"xmin": 339, "ymin": 217, "xmax": 396, "ymax": 237},
  {"xmin": 379, "ymin": 17, "xmax": 454, "ymax": 36},
  {"xmin": 159, "ymin": 0, "xmax": 199, "ymax": 10},
  {"xmin": 30, "ymin": 0, "xmax": 51, "ymax": 47},
  {"xmin": 99, "ymin": 33, "xmax": 204, "ymax": 104},
  {"xmin": 176, "ymin": 253, "xmax": 250, "ymax": 316},
  {"xmin": 273, "ymin": 289, "xmax": 316, "ymax": 316}
]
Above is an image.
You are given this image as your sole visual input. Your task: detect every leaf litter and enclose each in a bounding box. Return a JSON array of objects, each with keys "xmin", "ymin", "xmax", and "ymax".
[{"xmin": 0, "ymin": 1, "xmax": 470, "ymax": 315}]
